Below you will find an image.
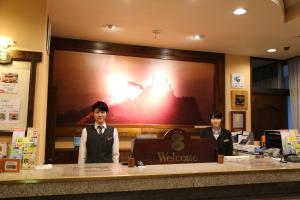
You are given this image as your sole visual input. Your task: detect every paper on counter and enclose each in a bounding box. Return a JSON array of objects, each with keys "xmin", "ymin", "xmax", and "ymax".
[
  {"xmin": 224, "ymin": 156, "xmax": 251, "ymax": 161},
  {"xmin": 34, "ymin": 164, "xmax": 53, "ymax": 170}
]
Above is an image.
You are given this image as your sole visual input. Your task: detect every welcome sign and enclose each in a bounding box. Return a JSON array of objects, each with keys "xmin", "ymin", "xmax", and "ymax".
[{"xmin": 132, "ymin": 129, "xmax": 218, "ymax": 165}]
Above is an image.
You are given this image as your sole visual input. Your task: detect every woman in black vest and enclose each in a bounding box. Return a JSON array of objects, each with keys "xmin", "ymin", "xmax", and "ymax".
[{"xmin": 202, "ymin": 111, "xmax": 233, "ymax": 156}]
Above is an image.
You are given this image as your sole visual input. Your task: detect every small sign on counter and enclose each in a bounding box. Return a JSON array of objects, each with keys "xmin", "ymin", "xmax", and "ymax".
[{"xmin": 2, "ymin": 158, "xmax": 20, "ymax": 173}]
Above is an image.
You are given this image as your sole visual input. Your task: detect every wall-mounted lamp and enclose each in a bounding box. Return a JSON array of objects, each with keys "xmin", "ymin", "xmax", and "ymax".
[{"xmin": 0, "ymin": 36, "xmax": 15, "ymax": 64}]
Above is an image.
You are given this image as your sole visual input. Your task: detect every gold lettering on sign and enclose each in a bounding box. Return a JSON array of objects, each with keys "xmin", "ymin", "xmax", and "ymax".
[{"xmin": 157, "ymin": 152, "xmax": 199, "ymax": 163}]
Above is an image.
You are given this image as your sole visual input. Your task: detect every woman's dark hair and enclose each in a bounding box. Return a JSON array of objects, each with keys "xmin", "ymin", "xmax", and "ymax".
[
  {"xmin": 209, "ymin": 111, "xmax": 223, "ymax": 120},
  {"xmin": 92, "ymin": 101, "xmax": 109, "ymax": 112}
]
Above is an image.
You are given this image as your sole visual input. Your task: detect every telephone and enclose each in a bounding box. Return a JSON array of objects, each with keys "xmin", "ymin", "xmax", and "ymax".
[{"xmin": 282, "ymin": 154, "xmax": 300, "ymax": 163}]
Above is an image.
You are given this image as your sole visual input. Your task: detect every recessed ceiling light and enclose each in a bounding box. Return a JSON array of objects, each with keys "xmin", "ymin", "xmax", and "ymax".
[
  {"xmin": 233, "ymin": 8, "xmax": 247, "ymax": 15},
  {"xmin": 267, "ymin": 48, "xmax": 277, "ymax": 53},
  {"xmin": 193, "ymin": 34, "xmax": 204, "ymax": 40}
]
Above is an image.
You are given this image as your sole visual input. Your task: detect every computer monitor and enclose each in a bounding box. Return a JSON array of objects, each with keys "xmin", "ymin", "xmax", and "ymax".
[
  {"xmin": 265, "ymin": 130, "xmax": 282, "ymax": 152},
  {"xmin": 73, "ymin": 137, "xmax": 81, "ymax": 148}
]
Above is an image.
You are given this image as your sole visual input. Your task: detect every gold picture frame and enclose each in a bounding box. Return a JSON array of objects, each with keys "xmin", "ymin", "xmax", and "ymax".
[{"xmin": 231, "ymin": 90, "xmax": 248, "ymax": 110}]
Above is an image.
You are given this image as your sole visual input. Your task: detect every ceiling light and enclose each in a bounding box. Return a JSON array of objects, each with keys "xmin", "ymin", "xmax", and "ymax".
[
  {"xmin": 0, "ymin": 35, "xmax": 15, "ymax": 64},
  {"xmin": 233, "ymin": 8, "xmax": 247, "ymax": 15},
  {"xmin": 0, "ymin": 36, "xmax": 15, "ymax": 49},
  {"xmin": 267, "ymin": 48, "xmax": 277, "ymax": 53},
  {"xmin": 193, "ymin": 34, "xmax": 204, "ymax": 40},
  {"xmin": 194, "ymin": 35, "xmax": 201, "ymax": 40}
]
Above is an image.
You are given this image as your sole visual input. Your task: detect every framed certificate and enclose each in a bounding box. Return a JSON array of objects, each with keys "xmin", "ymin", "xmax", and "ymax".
[{"xmin": 231, "ymin": 111, "xmax": 246, "ymax": 131}]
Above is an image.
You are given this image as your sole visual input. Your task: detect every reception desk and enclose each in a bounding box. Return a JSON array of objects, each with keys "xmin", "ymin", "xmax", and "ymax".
[{"xmin": 1, "ymin": 157, "xmax": 300, "ymax": 199}]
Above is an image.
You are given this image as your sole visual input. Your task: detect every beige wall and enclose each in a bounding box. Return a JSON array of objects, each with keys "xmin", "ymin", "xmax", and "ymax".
[
  {"xmin": 0, "ymin": 0, "xmax": 49, "ymax": 164},
  {"xmin": 225, "ymin": 54, "xmax": 251, "ymax": 131}
]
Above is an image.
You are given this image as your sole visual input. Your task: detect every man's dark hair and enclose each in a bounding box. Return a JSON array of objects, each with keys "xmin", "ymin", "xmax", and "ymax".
[
  {"xmin": 209, "ymin": 111, "xmax": 223, "ymax": 120},
  {"xmin": 92, "ymin": 101, "xmax": 109, "ymax": 112}
]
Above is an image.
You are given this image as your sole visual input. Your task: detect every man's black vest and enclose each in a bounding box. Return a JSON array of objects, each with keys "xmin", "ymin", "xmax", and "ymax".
[{"xmin": 86, "ymin": 125, "xmax": 114, "ymax": 163}]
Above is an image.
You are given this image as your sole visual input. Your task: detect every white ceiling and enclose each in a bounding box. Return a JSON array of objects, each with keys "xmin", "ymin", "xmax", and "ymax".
[{"xmin": 48, "ymin": 0, "xmax": 300, "ymax": 59}]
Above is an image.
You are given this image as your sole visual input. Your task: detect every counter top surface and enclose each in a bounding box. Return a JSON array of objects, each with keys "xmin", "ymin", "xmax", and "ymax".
[{"xmin": 1, "ymin": 157, "xmax": 300, "ymax": 184}]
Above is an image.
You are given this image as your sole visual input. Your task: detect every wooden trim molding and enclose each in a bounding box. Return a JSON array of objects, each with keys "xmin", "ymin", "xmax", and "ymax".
[
  {"xmin": 10, "ymin": 50, "xmax": 42, "ymax": 62},
  {"xmin": 50, "ymin": 37, "xmax": 224, "ymax": 63},
  {"xmin": 252, "ymin": 87, "xmax": 290, "ymax": 95}
]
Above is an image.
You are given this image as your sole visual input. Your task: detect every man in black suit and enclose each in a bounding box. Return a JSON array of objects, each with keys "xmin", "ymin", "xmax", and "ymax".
[{"xmin": 202, "ymin": 111, "xmax": 233, "ymax": 156}]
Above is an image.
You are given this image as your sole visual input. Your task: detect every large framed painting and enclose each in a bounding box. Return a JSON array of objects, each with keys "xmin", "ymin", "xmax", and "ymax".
[
  {"xmin": 53, "ymin": 50, "xmax": 215, "ymax": 125},
  {"xmin": 49, "ymin": 37, "xmax": 225, "ymax": 127}
]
